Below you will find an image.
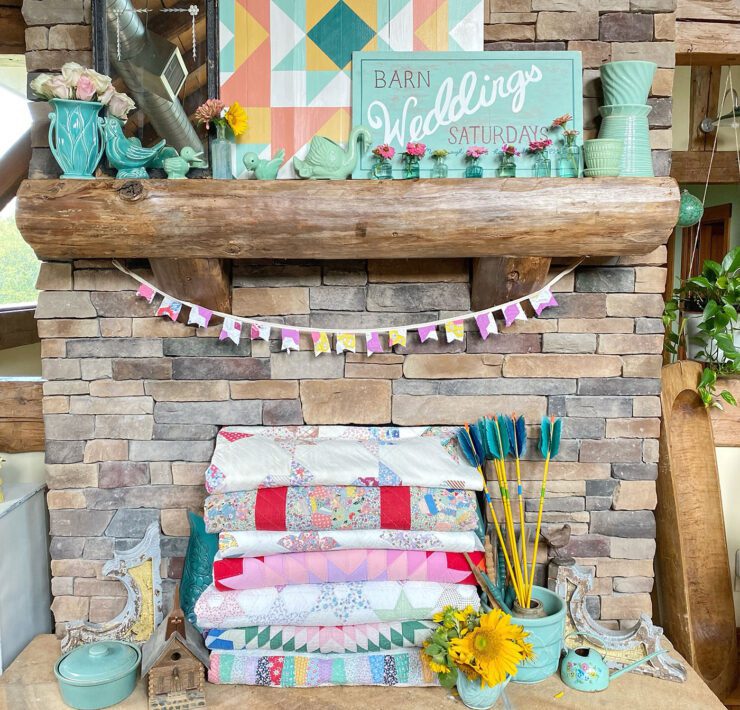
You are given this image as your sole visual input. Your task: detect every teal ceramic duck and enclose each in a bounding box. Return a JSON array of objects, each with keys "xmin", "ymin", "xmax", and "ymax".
[
  {"xmin": 293, "ymin": 125, "xmax": 371, "ymax": 180},
  {"xmin": 243, "ymin": 148, "xmax": 285, "ymax": 180},
  {"xmin": 103, "ymin": 117, "xmax": 165, "ymax": 178},
  {"xmin": 163, "ymin": 147, "xmax": 205, "ymax": 180}
]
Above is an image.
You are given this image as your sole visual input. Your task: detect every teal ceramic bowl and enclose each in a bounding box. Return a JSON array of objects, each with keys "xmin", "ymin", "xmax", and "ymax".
[
  {"xmin": 583, "ymin": 139, "xmax": 623, "ymax": 171},
  {"xmin": 600, "ymin": 60, "xmax": 657, "ymax": 106},
  {"xmin": 54, "ymin": 641, "xmax": 141, "ymax": 709}
]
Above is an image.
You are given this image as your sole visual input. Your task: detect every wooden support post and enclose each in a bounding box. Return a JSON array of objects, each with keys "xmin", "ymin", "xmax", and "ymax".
[
  {"xmin": 149, "ymin": 258, "xmax": 231, "ymax": 314},
  {"xmin": 471, "ymin": 257, "xmax": 552, "ymax": 311},
  {"xmin": 0, "ymin": 380, "xmax": 44, "ymax": 453}
]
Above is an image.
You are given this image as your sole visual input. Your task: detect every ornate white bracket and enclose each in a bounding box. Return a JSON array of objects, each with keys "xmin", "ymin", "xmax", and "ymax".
[
  {"xmin": 61, "ymin": 523, "xmax": 163, "ymax": 653},
  {"xmin": 550, "ymin": 559, "xmax": 687, "ymax": 683}
]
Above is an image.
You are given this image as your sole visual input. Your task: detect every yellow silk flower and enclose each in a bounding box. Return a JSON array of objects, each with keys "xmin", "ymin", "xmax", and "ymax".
[{"xmin": 225, "ymin": 101, "xmax": 248, "ymax": 136}]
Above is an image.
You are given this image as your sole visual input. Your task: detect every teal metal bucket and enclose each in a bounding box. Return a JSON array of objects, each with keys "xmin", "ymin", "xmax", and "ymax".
[
  {"xmin": 511, "ymin": 586, "xmax": 566, "ymax": 684},
  {"xmin": 48, "ymin": 98, "xmax": 105, "ymax": 179}
]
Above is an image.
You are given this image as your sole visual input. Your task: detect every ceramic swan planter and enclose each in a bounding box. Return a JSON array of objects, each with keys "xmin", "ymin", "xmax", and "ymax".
[{"xmin": 293, "ymin": 126, "xmax": 371, "ymax": 180}]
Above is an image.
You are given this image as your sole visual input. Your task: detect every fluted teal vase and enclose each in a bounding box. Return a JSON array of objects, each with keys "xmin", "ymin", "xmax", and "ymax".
[
  {"xmin": 48, "ymin": 98, "xmax": 105, "ymax": 179},
  {"xmin": 456, "ymin": 673, "xmax": 511, "ymax": 709}
]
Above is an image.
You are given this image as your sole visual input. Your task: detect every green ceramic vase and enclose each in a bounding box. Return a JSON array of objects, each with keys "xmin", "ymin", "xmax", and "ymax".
[
  {"xmin": 48, "ymin": 99, "xmax": 105, "ymax": 179},
  {"xmin": 456, "ymin": 673, "xmax": 511, "ymax": 709},
  {"xmin": 598, "ymin": 104, "xmax": 653, "ymax": 177},
  {"xmin": 583, "ymin": 138, "xmax": 623, "ymax": 175},
  {"xmin": 600, "ymin": 60, "xmax": 657, "ymax": 106}
]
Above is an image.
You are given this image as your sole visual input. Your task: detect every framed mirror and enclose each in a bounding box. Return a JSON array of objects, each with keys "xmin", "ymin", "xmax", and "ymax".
[{"xmin": 91, "ymin": 0, "xmax": 217, "ymax": 173}]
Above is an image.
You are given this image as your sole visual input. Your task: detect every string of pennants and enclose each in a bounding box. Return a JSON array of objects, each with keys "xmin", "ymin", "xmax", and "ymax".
[{"xmin": 112, "ymin": 260, "xmax": 582, "ymax": 356}]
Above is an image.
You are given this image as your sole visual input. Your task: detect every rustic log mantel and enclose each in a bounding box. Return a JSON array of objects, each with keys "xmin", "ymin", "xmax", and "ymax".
[
  {"xmin": 16, "ymin": 177, "xmax": 679, "ymax": 310},
  {"xmin": 17, "ymin": 177, "xmax": 679, "ymax": 260}
]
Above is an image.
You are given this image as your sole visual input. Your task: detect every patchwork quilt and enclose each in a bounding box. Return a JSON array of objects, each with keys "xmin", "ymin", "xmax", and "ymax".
[
  {"xmin": 213, "ymin": 550, "xmax": 486, "ymax": 590},
  {"xmin": 205, "ymin": 620, "xmax": 436, "ymax": 654},
  {"xmin": 204, "ymin": 485, "xmax": 480, "ymax": 534},
  {"xmin": 217, "ymin": 529, "xmax": 485, "ymax": 559},
  {"xmin": 195, "ymin": 580, "xmax": 481, "ymax": 629},
  {"xmin": 205, "ymin": 425, "xmax": 482, "ymax": 493},
  {"xmin": 209, "ymin": 649, "xmax": 439, "ymax": 687}
]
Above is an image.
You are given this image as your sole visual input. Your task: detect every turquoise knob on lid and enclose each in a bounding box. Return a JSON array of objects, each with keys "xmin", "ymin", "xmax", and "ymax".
[{"xmin": 58, "ymin": 641, "xmax": 140, "ymax": 683}]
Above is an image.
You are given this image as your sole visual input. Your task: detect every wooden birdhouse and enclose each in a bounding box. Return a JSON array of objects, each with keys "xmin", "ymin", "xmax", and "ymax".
[{"xmin": 141, "ymin": 587, "xmax": 210, "ymax": 709}]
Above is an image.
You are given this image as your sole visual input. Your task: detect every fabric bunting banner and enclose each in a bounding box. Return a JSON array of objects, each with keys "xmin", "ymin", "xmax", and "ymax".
[{"xmin": 115, "ymin": 259, "xmax": 581, "ymax": 354}]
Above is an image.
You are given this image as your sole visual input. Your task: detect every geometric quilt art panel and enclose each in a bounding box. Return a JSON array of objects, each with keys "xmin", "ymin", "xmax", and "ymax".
[{"xmin": 219, "ymin": 0, "xmax": 483, "ymax": 177}]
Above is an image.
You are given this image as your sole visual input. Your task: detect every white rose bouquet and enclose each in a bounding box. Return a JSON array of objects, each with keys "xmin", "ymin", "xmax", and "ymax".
[{"xmin": 30, "ymin": 62, "xmax": 136, "ymax": 121}]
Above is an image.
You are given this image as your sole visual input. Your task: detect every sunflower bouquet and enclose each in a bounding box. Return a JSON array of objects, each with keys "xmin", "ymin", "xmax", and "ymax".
[
  {"xmin": 194, "ymin": 98, "xmax": 248, "ymax": 137},
  {"xmin": 423, "ymin": 606, "xmax": 533, "ymax": 689}
]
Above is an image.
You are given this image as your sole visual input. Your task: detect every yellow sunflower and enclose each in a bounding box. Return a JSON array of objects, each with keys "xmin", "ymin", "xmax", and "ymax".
[
  {"xmin": 225, "ymin": 101, "xmax": 248, "ymax": 136},
  {"xmin": 449, "ymin": 610, "xmax": 526, "ymax": 688}
]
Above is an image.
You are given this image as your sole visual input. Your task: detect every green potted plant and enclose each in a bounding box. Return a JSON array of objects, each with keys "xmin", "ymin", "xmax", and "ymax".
[{"xmin": 663, "ymin": 246, "xmax": 740, "ymax": 408}]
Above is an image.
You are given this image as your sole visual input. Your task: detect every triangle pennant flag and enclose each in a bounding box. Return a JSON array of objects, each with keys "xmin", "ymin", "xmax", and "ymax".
[
  {"xmin": 366, "ymin": 331, "xmax": 383, "ymax": 356},
  {"xmin": 188, "ymin": 305, "xmax": 213, "ymax": 328},
  {"xmin": 136, "ymin": 283, "xmax": 156, "ymax": 303},
  {"xmin": 530, "ymin": 287, "xmax": 558, "ymax": 316},
  {"xmin": 156, "ymin": 296, "xmax": 182, "ymax": 321},
  {"xmin": 503, "ymin": 302, "xmax": 527, "ymax": 327},
  {"xmin": 445, "ymin": 319, "xmax": 465, "ymax": 343},
  {"xmin": 250, "ymin": 323, "xmax": 271, "ymax": 341},
  {"xmin": 219, "ymin": 317, "xmax": 242, "ymax": 345},
  {"xmin": 388, "ymin": 328, "xmax": 407, "ymax": 348},
  {"xmin": 475, "ymin": 311, "xmax": 498, "ymax": 340},
  {"xmin": 311, "ymin": 331, "xmax": 331, "ymax": 356},
  {"xmin": 417, "ymin": 325, "xmax": 438, "ymax": 343},
  {"xmin": 281, "ymin": 328, "xmax": 300, "ymax": 352},
  {"xmin": 336, "ymin": 333, "xmax": 356, "ymax": 354}
]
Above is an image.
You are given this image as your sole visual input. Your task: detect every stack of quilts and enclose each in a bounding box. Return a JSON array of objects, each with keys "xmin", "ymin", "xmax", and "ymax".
[{"xmin": 195, "ymin": 426, "xmax": 486, "ymax": 688}]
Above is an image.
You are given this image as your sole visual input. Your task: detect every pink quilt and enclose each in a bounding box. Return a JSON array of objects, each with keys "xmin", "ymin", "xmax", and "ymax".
[{"xmin": 213, "ymin": 550, "xmax": 485, "ymax": 591}]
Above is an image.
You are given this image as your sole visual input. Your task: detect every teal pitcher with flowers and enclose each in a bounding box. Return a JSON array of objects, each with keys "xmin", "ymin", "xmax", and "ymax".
[{"xmin": 48, "ymin": 98, "xmax": 106, "ymax": 179}]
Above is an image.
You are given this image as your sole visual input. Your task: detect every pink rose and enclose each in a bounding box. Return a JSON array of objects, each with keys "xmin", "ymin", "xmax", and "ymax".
[
  {"xmin": 98, "ymin": 85, "xmax": 115, "ymax": 106},
  {"xmin": 48, "ymin": 75, "xmax": 71, "ymax": 100},
  {"xmin": 75, "ymin": 75, "xmax": 96, "ymax": 101},
  {"xmin": 107, "ymin": 91, "xmax": 136, "ymax": 120}
]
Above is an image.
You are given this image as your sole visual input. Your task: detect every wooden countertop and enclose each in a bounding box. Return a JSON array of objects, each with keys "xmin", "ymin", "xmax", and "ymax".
[{"xmin": 0, "ymin": 634, "xmax": 724, "ymax": 709}]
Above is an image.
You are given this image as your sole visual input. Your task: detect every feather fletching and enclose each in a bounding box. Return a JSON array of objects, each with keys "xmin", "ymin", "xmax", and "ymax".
[
  {"xmin": 457, "ymin": 426, "xmax": 481, "ymax": 469},
  {"xmin": 515, "ymin": 415, "xmax": 527, "ymax": 457},
  {"xmin": 504, "ymin": 416, "xmax": 516, "ymax": 457},
  {"xmin": 469, "ymin": 423, "xmax": 487, "ymax": 464},
  {"xmin": 539, "ymin": 416, "xmax": 551, "ymax": 459},
  {"xmin": 476, "ymin": 420, "xmax": 492, "ymax": 459},
  {"xmin": 550, "ymin": 418, "xmax": 562, "ymax": 458},
  {"xmin": 495, "ymin": 415, "xmax": 511, "ymax": 458},
  {"xmin": 483, "ymin": 417, "xmax": 500, "ymax": 460}
]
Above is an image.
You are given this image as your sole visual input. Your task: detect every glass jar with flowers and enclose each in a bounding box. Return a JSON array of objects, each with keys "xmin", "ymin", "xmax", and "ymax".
[
  {"xmin": 194, "ymin": 99, "xmax": 248, "ymax": 179},
  {"xmin": 422, "ymin": 605, "xmax": 533, "ymax": 709},
  {"xmin": 431, "ymin": 149, "xmax": 450, "ymax": 178},
  {"xmin": 527, "ymin": 138, "xmax": 553, "ymax": 177},
  {"xmin": 401, "ymin": 141, "xmax": 426, "ymax": 179},
  {"xmin": 371, "ymin": 143, "xmax": 395, "ymax": 179},
  {"xmin": 551, "ymin": 113, "xmax": 582, "ymax": 178},
  {"xmin": 464, "ymin": 146, "xmax": 488, "ymax": 178},
  {"xmin": 498, "ymin": 144, "xmax": 520, "ymax": 177},
  {"xmin": 30, "ymin": 62, "xmax": 133, "ymax": 179}
]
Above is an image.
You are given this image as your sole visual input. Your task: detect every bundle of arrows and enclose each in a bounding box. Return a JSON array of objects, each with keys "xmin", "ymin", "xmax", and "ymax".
[{"xmin": 458, "ymin": 415, "xmax": 562, "ymax": 610}]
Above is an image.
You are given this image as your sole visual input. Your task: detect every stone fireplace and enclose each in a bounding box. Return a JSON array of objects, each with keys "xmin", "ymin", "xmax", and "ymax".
[{"xmin": 37, "ymin": 255, "xmax": 666, "ymax": 635}]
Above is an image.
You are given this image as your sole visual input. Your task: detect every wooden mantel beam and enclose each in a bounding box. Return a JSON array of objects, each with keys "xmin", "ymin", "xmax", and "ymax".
[{"xmin": 16, "ymin": 178, "xmax": 680, "ymax": 261}]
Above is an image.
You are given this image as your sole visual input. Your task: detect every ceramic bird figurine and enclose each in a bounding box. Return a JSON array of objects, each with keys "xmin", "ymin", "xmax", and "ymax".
[
  {"xmin": 542, "ymin": 523, "xmax": 573, "ymax": 563},
  {"xmin": 163, "ymin": 146, "xmax": 205, "ymax": 180},
  {"xmin": 102, "ymin": 117, "xmax": 165, "ymax": 178},
  {"xmin": 293, "ymin": 125, "xmax": 371, "ymax": 180},
  {"xmin": 243, "ymin": 148, "xmax": 285, "ymax": 180}
]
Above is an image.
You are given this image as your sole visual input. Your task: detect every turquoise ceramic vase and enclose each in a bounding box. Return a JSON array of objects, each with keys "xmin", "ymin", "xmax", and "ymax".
[
  {"xmin": 456, "ymin": 673, "xmax": 511, "ymax": 709},
  {"xmin": 510, "ymin": 586, "xmax": 566, "ymax": 684},
  {"xmin": 48, "ymin": 98, "xmax": 105, "ymax": 179},
  {"xmin": 598, "ymin": 104, "xmax": 653, "ymax": 177},
  {"xmin": 181, "ymin": 512, "xmax": 219, "ymax": 627},
  {"xmin": 600, "ymin": 60, "xmax": 657, "ymax": 106}
]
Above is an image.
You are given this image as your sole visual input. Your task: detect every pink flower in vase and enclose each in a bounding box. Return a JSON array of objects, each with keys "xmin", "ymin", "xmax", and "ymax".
[
  {"xmin": 501, "ymin": 143, "xmax": 521, "ymax": 157},
  {"xmin": 551, "ymin": 113, "xmax": 573, "ymax": 128},
  {"xmin": 528, "ymin": 138, "xmax": 553, "ymax": 153},
  {"xmin": 465, "ymin": 145, "xmax": 488, "ymax": 160},
  {"xmin": 404, "ymin": 142, "xmax": 427, "ymax": 157},
  {"xmin": 75, "ymin": 75, "xmax": 96, "ymax": 101},
  {"xmin": 373, "ymin": 144, "xmax": 395, "ymax": 160}
]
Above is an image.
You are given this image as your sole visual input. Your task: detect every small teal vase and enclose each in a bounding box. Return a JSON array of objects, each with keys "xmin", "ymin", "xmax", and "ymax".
[
  {"xmin": 48, "ymin": 98, "xmax": 105, "ymax": 179},
  {"xmin": 456, "ymin": 673, "xmax": 511, "ymax": 709},
  {"xmin": 465, "ymin": 158, "xmax": 484, "ymax": 178}
]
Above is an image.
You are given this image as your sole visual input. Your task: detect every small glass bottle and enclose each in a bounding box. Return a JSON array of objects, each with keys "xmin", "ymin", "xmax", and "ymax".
[
  {"xmin": 372, "ymin": 158, "xmax": 393, "ymax": 179},
  {"xmin": 431, "ymin": 154, "xmax": 449, "ymax": 178},
  {"xmin": 558, "ymin": 144, "xmax": 582, "ymax": 178},
  {"xmin": 464, "ymin": 158, "xmax": 483, "ymax": 178},
  {"xmin": 533, "ymin": 151, "xmax": 552, "ymax": 178},
  {"xmin": 210, "ymin": 122, "xmax": 233, "ymax": 179},
  {"xmin": 403, "ymin": 155, "xmax": 420, "ymax": 179},
  {"xmin": 499, "ymin": 154, "xmax": 516, "ymax": 178}
]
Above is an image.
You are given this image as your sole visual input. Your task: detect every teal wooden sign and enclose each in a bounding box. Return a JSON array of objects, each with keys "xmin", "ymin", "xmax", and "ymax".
[{"xmin": 351, "ymin": 51, "xmax": 583, "ymax": 178}]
